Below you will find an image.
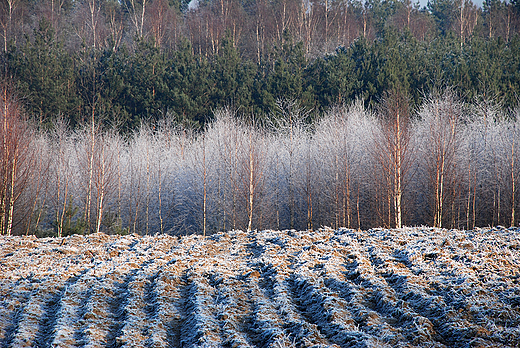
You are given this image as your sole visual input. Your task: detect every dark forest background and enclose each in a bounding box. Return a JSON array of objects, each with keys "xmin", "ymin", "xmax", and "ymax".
[
  {"xmin": 1, "ymin": 0, "xmax": 520, "ymax": 236},
  {"xmin": 1, "ymin": 0, "xmax": 520, "ymax": 131}
]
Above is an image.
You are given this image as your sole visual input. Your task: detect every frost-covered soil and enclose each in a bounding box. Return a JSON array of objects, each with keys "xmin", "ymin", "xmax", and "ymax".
[{"xmin": 1, "ymin": 227, "xmax": 520, "ymax": 348}]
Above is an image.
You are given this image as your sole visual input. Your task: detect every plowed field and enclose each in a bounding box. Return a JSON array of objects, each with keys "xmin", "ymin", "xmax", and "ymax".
[{"xmin": 1, "ymin": 227, "xmax": 520, "ymax": 348}]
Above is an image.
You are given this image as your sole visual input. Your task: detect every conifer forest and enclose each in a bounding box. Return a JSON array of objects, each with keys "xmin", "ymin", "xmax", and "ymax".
[{"xmin": 1, "ymin": 0, "xmax": 520, "ymax": 236}]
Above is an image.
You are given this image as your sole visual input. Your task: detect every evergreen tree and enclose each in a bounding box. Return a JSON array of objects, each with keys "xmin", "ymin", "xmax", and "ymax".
[
  {"xmin": 10, "ymin": 19, "xmax": 80, "ymax": 128},
  {"xmin": 123, "ymin": 39, "xmax": 170, "ymax": 125},
  {"xmin": 428, "ymin": 0, "xmax": 459, "ymax": 35},
  {"xmin": 305, "ymin": 46, "xmax": 358, "ymax": 109},
  {"xmin": 166, "ymin": 38, "xmax": 211, "ymax": 127}
]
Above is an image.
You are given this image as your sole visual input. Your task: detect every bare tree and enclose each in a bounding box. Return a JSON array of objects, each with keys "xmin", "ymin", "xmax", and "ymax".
[
  {"xmin": 0, "ymin": 0, "xmax": 22, "ymax": 52},
  {"xmin": 314, "ymin": 101, "xmax": 372, "ymax": 229},
  {"xmin": 92, "ymin": 131, "xmax": 119, "ymax": 234},
  {"xmin": 0, "ymin": 84, "xmax": 35, "ymax": 235},
  {"xmin": 388, "ymin": 0, "xmax": 435, "ymax": 40},
  {"xmin": 495, "ymin": 107, "xmax": 520, "ymax": 227},
  {"xmin": 316, "ymin": 111, "xmax": 345, "ymax": 229},
  {"xmin": 272, "ymin": 99, "xmax": 310, "ymax": 229},
  {"xmin": 105, "ymin": 0, "xmax": 125, "ymax": 51},
  {"xmin": 22, "ymin": 133, "xmax": 50, "ymax": 235},
  {"xmin": 50, "ymin": 120, "xmax": 74, "ymax": 237},
  {"xmin": 124, "ymin": 0, "xmax": 149, "ymax": 39},
  {"xmin": 484, "ymin": 0, "xmax": 512, "ymax": 40},
  {"xmin": 154, "ymin": 121, "xmax": 186, "ymax": 234},
  {"xmin": 146, "ymin": 0, "xmax": 177, "ymax": 49},
  {"xmin": 461, "ymin": 101, "xmax": 492, "ymax": 229},
  {"xmin": 209, "ymin": 112, "xmax": 234, "ymax": 232},
  {"xmin": 337, "ymin": 0, "xmax": 361, "ymax": 47},
  {"xmin": 216, "ymin": 110, "xmax": 241, "ymax": 230},
  {"xmin": 373, "ymin": 90, "xmax": 413, "ymax": 229},
  {"xmin": 235, "ymin": 117, "xmax": 266, "ymax": 232},
  {"xmin": 86, "ymin": 0, "xmax": 103, "ymax": 49},
  {"xmin": 70, "ymin": 0, "xmax": 107, "ymax": 49},
  {"xmin": 202, "ymin": 132, "xmax": 207, "ymax": 235},
  {"xmin": 75, "ymin": 123, "xmax": 119, "ymax": 234},
  {"xmin": 457, "ymin": 0, "xmax": 479, "ymax": 46},
  {"xmin": 418, "ymin": 90, "xmax": 463, "ymax": 228},
  {"xmin": 123, "ymin": 126, "xmax": 156, "ymax": 234},
  {"xmin": 462, "ymin": 127, "xmax": 481, "ymax": 230}
]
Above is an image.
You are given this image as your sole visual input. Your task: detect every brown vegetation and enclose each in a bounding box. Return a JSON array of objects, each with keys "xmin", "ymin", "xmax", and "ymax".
[{"xmin": 1, "ymin": 227, "xmax": 519, "ymax": 347}]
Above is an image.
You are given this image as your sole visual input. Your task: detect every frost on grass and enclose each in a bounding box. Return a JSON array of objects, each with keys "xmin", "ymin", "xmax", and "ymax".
[{"xmin": 0, "ymin": 227, "xmax": 519, "ymax": 347}]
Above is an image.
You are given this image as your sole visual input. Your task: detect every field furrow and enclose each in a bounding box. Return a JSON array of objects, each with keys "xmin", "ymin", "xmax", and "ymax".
[
  {"xmin": 180, "ymin": 273, "xmax": 223, "ymax": 347},
  {"xmin": 115, "ymin": 261, "xmax": 161, "ymax": 348},
  {"xmin": 50, "ymin": 270, "xmax": 92, "ymax": 347},
  {"xmin": 208, "ymin": 273, "xmax": 254, "ymax": 347},
  {"xmin": 247, "ymin": 274, "xmax": 294, "ymax": 348},
  {"xmin": 8, "ymin": 276, "xmax": 64, "ymax": 347},
  {"xmin": 1, "ymin": 228, "xmax": 519, "ymax": 348},
  {"xmin": 154, "ymin": 263, "xmax": 185, "ymax": 347},
  {"xmin": 257, "ymin": 263, "xmax": 331, "ymax": 347},
  {"xmin": 0, "ymin": 281, "xmax": 34, "ymax": 348}
]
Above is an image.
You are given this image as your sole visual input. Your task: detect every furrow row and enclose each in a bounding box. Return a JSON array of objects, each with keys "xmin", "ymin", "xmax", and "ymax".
[
  {"xmin": 247, "ymin": 273, "xmax": 294, "ymax": 348},
  {"xmin": 8, "ymin": 276, "xmax": 65, "ymax": 347},
  {"xmin": 180, "ymin": 272, "xmax": 222, "ymax": 347},
  {"xmin": 1, "ymin": 228, "xmax": 519, "ymax": 347},
  {"xmin": 257, "ymin": 263, "xmax": 332, "ymax": 347},
  {"xmin": 0, "ymin": 279, "xmax": 34, "ymax": 347}
]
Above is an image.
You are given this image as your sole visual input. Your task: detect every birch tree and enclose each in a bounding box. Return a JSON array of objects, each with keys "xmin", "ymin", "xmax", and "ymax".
[
  {"xmin": 373, "ymin": 89, "xmax": 413, "ymax": 228},
  {"xmin": 0, "ymin": 85, "xmax": 35, "ymax": 235},
  {"xmin": 50, "ymin": 120, "xmax": 75, "ymax": 237},
  {"xmin": 0, "ymin": 0, "xmax": 23, "ymax": 52},
  {"xmin": 92, "ymin": 131, "xmax": 119, "ymax": 234},
  {"xmin": 236, "ymin": 118, "xmax": 266, "ymax": 232},
  {"xmin": 124, "ymin": 0, "xmax": 149, "ymax": 39},
  {"xmin": 418, "ymin": 90, "xmax": 463, "ymax": 228}
]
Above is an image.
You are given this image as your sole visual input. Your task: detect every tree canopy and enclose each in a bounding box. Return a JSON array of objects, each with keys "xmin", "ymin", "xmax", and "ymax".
[{"xmin": 1, "ymin": 0, "xmax": 520, "ymax": 130}]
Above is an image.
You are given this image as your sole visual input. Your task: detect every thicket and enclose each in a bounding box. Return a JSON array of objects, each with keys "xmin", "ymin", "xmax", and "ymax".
[
  {"xmin": 1, "ymin": 87, "xmax": 519, "ymax": 236},
  {"xmin": 1, "ymin": 0, "xmax": 520, "ymax": 130}
]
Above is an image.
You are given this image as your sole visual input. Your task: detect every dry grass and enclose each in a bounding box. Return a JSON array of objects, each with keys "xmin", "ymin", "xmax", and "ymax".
[{"xmin": 1, "ymin": 227, "xmax": 519, "ymax": 347}]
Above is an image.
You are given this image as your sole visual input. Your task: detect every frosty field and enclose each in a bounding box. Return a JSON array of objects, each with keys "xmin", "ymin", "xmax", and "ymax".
[{"xmin": 1, "ymin": 227, "xmax": 519, "ymax": 348}]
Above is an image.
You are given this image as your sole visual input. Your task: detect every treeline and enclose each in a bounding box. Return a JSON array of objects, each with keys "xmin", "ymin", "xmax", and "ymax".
[
  {"xmin": 1, "ymin": 0, "xmax": 520, "ymax": 130},
  {"xmin": 2, "ymin": 86, "xmax": 519, "ymax": 236}
]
